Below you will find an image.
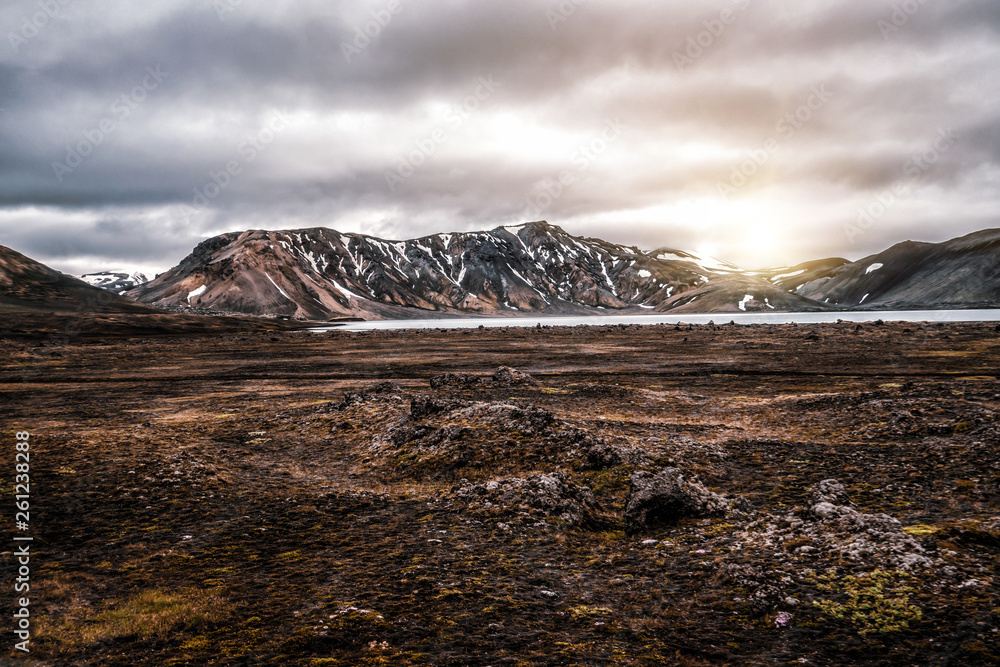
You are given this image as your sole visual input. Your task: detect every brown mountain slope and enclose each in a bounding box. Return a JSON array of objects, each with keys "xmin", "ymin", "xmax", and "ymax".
[{"xmin": 0, "ymin": 245, "xmax": 160, "ymax": 314}]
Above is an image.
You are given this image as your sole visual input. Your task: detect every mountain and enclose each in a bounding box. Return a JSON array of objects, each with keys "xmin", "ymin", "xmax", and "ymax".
[
  {"xmin": 794, "ymin": 229, "xmax": 1000, "ymax": 309},
  {"xmin": 79, "ymin": 271, "xmax": 150, "ymax": 294},
  {"xmin": 0, "ymin": 246, "xmax": 159, "ymax": 314},
  {"xmin": 128, "ymin": 222, "xmax": 739, "ymax": 320},
  {"xmin": 125, "ymin": 223, "xmax": 1000, "ymax": 320},
  {"xmin": 655, "ymin": 274, "xmax": 836, "ymax": 314}
]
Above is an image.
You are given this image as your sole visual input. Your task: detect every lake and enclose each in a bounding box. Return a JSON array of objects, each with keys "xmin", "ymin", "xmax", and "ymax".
[{"xmin": 310, "ymin": 309, "xmax": 1000, "ymax": 332}]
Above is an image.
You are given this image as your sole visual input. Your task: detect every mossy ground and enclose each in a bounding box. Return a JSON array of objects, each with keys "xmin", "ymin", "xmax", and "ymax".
[{"xmin": 0, "ymin": 320, "xmax": 998, "ymax": 665}]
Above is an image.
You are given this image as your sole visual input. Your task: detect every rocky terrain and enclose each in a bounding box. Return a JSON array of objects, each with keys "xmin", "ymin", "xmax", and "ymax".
[{"xmin": 1, "ymin": 319, "xmax": 998, "ymax": 665}]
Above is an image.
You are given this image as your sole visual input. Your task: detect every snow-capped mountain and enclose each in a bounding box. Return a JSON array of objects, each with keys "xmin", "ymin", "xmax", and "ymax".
[
  {"xmin": 125, "ymin": 223, "xmax": 1000, "ymax": 320},
  {"xmin": 79, "ymin": 271, "xmax": 150, "ymax": 294},
  {"xmin": 128, "ymin": 222, "xmax": 738, "ymax": 319},
  {"xmin": 8, "ymin": 224, "xmax": 1000, "ymax": 320}
]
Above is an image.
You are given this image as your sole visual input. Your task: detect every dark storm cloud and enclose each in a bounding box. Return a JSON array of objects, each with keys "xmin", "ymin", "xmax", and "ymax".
[
  {"xmin": 1, "ymin": 216, "xmax": 193, "ymax": 262},
  {"xmin": 0, "ymin": 0, "xmax": 998, "ymax": 273}
]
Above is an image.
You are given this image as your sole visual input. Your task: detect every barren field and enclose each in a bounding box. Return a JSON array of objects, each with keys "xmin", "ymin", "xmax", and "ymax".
[{"xmin": 1, "ymin": 319, "xmax": 998, "ymax": 666}]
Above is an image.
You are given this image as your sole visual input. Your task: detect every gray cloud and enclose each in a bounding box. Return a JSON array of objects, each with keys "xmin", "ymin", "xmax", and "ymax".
[{"xmin": 1, "ymin": 0, "xmax": 998, "ymax": 274}]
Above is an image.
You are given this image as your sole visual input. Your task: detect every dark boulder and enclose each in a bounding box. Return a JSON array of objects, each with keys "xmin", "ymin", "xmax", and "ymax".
[
  {"xmin": 581, "ymin": 440, "xmax": 645, "ymax": 470},
  {"xmin": 453, "ymin": 471, "xmax": 599, "ymax": 526},
  {"xmin": 490, "ymin": 366, "xmax": 537, "ymax": 387},
  {"xmin": 624, "ymin": 468, "xmax": 733, "ymax": 535}
]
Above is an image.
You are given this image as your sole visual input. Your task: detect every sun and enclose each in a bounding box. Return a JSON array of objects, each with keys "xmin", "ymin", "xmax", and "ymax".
[{"xmin": 739, "ymin": 225, "xmax": 783, "ymax": 269}]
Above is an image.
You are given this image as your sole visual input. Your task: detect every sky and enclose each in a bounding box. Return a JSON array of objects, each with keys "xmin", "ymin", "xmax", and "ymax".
[{"xmin": 1, "ymin": 0, "xmax": 999, "ymax": 277}]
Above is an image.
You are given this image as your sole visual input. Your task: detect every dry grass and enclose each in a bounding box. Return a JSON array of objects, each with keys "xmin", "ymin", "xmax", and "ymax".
[{"xmin": 37, "ymin": 587, "xmax": 230, "ymax": 652}]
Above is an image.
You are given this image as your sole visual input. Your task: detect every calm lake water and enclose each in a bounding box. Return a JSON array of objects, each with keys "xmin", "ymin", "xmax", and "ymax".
[{"xmin": 311, "ymin": 309, "xmax": 1000, "ymax": 333}]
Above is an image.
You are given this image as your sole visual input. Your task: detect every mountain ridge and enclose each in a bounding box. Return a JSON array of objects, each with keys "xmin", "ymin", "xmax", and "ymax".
[
  {"xmin": 124, "ymin": 222, "xmax": 1000, "ymax": 319},
  {"xmin": 793, "ymin": 228, "xmax": 1000, "ymax": 310},
  {"xmin": 5, "ymin": 223, "xmax": 998, "ymax": 320},
  {"xmin": 127, "ymin": 221, "xmax": 723, "ymax": 320}
]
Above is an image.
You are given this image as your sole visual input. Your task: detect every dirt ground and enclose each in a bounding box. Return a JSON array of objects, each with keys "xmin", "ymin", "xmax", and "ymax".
[{"xmin": 0, "ymin": 318, "xmax": 998, "ymax": 666}]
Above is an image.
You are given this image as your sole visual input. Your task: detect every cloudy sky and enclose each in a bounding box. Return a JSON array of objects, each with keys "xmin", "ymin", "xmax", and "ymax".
[{"xmin": 1, "ymin": 0, "xmax": 999, "ymax": 277}]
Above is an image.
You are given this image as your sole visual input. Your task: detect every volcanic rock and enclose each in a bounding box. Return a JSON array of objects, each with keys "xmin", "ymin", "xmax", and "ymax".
[
  {"xmin": 453, "ymin": 472, "xmax": 599, "ymax": 526},
  {"xmin": 624, "ymin": 468, "xmax": 735, "ymax": 535}
]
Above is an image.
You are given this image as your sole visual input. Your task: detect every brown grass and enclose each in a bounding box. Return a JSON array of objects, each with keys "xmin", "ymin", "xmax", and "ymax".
[{"xmin": 37, "ymin": 587, "xmax": 229, "ymax": 652}]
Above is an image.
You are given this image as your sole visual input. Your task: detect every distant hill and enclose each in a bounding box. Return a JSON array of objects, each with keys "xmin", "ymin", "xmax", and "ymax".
[
  {"xmin": 126, "ymin": 223, "xmax": 1000, "ymax": 319},
  {"xmin": 0, "ymin": 245, "xmax": 159, "ymax": 314},
  {"xmin": 656, "ymin": 274, "xmax": 836, "ymax": 314},
  {"xmin": 79, "ymin": 271, "xmax": 150, "ymax": 294}
]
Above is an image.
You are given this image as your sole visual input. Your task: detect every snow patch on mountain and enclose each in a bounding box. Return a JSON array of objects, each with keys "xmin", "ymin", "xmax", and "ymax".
[
  {"xmin": 79, "ymin": 271, "xmax": 150, "ymax": 293},
  {"xmin": 334, "ymin": 279, "xmax": 364, "ymax": 300},
  {"xmin": 186, "ymin": 285, "xmax": 207, "ymax": 303},
  {"xmin": 265, "ymin": 272, "xmax": 292, "ymax": 301},
  {"xmin": 771, "ymin": 269, "xmax": 806, "ymax": 283}
]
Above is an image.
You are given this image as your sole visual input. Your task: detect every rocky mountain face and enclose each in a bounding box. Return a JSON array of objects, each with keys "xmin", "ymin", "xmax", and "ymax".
[
  {"xmin": 79, "ymin": 271, "xmax": 150, "ymax": 294},
  {"xmin": 127, "ymin": 222, "xmax": 734, "ymax": 320},
  {"xmin": 125, "ymin": 222, "xmax": 1000, "ymax": 319},
  {"xmin": 793, "ymin": 229, "xmax": 1000, "ymax": 309},
  {"xmin": 0, "ymin": 246, "xmax": 159, "ymax": 314}
]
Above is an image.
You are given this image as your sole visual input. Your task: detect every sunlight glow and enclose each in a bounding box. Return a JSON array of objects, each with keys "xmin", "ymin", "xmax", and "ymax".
[
  {"xmin": 582, "ymin": 195, "xmax": 792, "ymax": 269},
  {"xmin": 738, "ymin": 226, "xmax": 783, "ymax": 269}
]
